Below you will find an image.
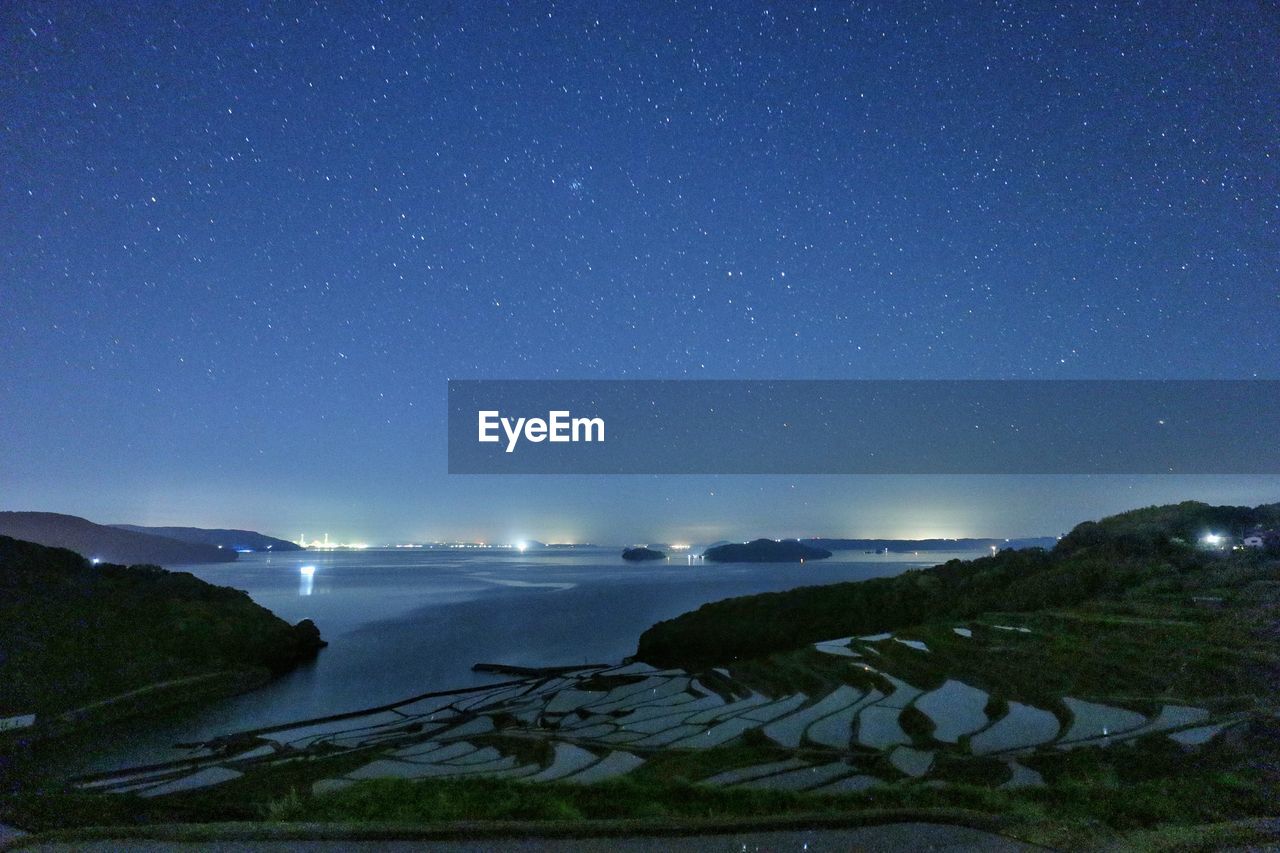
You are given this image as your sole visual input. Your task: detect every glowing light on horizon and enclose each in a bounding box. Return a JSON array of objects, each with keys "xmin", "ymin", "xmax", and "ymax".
[{"xmin": 298, "ymin": 535, "xmax": 370, "ymax": 550}]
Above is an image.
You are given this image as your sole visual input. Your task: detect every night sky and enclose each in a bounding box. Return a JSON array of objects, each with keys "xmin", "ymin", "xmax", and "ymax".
[{"xmin": 3, "ymin": 2, "xmax": 1277, "ymax": 544}]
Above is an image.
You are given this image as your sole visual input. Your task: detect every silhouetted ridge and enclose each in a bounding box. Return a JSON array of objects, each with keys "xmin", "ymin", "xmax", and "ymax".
[
  {"xmin": 112, "ymin": 524, "xmax": 302, "ymax": 552},
  {"xmin": 0, "ymin": 512, "xmax": 236, "ymax": 565}
]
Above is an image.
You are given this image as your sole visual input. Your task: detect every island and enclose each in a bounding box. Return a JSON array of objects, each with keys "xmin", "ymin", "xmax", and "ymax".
[
  {"xmin": 701, "ymin": 537, "xmax": 832, "ymax": 563},
  {"xmin": 621, "ymin": 546, "xmax": 666, "ymax": 561}
]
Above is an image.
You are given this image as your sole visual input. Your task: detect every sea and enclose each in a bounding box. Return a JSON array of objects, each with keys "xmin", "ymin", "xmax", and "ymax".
[{"xmin": 76, "ymin": 546, "xmax": 984, "ymax": 773}]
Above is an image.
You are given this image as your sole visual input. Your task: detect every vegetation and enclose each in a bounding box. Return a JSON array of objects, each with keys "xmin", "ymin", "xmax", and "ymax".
[
  {"xmin": 3, "ymin": 501, "xmax": 1278, "ymax": 849},
  {"xmin": 1061, "ymin": 500, "xmax": 1280, "ymax": 549},
  {"xmin": 0, "ymin": 536, "xmax": 325, "ymax": 719},
  {"xmin": 621, "ymin": 547, "xmax": 666, "ymax": 561},
  {"xmin": 9, "ymin": 720, "xmax": 1274, "ymax": 850},
  {"xmin": 640, "ymin": 502, "xmax": 1280, "ymax": 667},
  {"xmin": 702, "ymin": 538, "xmax": 832, "ymax": 563}
]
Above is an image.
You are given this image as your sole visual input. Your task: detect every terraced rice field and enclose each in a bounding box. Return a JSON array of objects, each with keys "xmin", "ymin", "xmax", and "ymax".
[{"xmin": 73, "ymin": 626, "xmax": 1238, "ymax": 801}]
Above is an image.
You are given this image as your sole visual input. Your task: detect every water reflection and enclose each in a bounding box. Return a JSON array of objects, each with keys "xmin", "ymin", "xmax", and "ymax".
[{"xmin": 84, "ymin": 547, "xmax": 985, "ymax": 774}]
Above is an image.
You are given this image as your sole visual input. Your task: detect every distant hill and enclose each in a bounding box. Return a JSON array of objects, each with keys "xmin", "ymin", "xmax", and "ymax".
[
  {"xmin": 112, "ymin": 525, "xmax": 302, "ymax": 552},
  {"xmin": 703, "ymin": 538, "xmax": 832, "ymax": 563},
  {"xmin": 0, "ymin": 535, "xmax": 323, "ymax": 718},
  {"xmin": 0, "ymin": 512, "xmax": 236, "ymax": 565},
  {"xmin": 804, "ymin": 537, "xmax": 1058, "ymax": 552}
]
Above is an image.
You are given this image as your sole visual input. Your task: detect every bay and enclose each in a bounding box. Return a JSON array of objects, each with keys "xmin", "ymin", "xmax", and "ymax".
[{"xmin": 78, "ymin": 547, "xmax": 980, "ymax": 772}]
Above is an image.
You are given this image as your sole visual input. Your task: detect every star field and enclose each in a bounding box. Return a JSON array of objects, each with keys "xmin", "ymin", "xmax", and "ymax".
[{"xmin": 2, "ymin": 2, "xmax": 1277, "ymax": 541}]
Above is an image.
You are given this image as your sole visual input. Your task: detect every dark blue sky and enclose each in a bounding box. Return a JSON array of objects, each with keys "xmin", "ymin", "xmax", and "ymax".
[{"xmin": 3, "ymin": 2, "xmax": 1276, "ymax": 543}]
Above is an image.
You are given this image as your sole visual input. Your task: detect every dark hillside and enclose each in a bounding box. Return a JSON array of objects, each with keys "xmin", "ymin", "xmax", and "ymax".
[
  {"xmin": 637, "ymin": 501, "xmax": 1280, "ymax": 668},
  {"xmin": 0, "ymin": 536, "xmax": 323, "ymax": 718}
]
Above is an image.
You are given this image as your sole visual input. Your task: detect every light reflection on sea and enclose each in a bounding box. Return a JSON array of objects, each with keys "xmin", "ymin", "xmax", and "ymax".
[{"xmin": 79, "ymin": 547, "xmax": 982, "ymax": 772}]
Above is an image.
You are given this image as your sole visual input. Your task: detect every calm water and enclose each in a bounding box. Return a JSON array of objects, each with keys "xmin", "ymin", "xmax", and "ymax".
[{"xmin": 82, "ymin": 547, "xmax": 982, "ymax": 772}]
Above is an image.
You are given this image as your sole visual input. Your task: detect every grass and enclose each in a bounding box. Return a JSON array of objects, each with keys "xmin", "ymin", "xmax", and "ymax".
[
  {"xmin": 8, "ymin": 594, "xmax": 1273, "ymax": 843},
  {"xmin": 725, "ymin": 600, "xmax": 1275, "ymax": 722},
  {"xmin": 6, "ymin": 589, "xmax": 1274, "ymax": 850},
  {"xmin": 12, "ymin": 708, "xmax": 1272, "ymax": 851},
  {"xmin": 724, "ymin": 646, "xmax": 887, "ymax": 698},
  {"xmin": 267, "ymin": 775, "xmax": 820, "ymax": 823},
  {"xmin": 628, "ymin": 743, "xmax": 792, "ymax": 785},
  {"xmin": 250, "ymin": 719, "xmax": 1276, "ymax": 850}
]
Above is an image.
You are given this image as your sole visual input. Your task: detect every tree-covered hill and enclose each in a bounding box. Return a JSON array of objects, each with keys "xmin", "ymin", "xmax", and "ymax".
[
  {"xmin": 1054, "ymin": 500, "xmax": 1280, "ymax": 554},
  {"xmin": 637, "ymin": 501, "xmax": 1280, "ymax": 669},
  {"xmin": 702, "ymin": 538, "xmax": 832, "ymax": 562},
  {"xmin": 0, "ymin": 536, "xmax": 324, "ymax": 719}
]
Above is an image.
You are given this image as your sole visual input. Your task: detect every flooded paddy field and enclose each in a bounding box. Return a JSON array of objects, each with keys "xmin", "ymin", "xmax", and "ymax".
[{"xmin": 76, "ymin": 616, "xmax": 1248, "ymax": 801}]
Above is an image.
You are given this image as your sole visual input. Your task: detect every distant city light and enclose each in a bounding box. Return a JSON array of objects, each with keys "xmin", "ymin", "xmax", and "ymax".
[{"xmin": 296, "ymin": 533, "xmax": 369, "ymax": 550}]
